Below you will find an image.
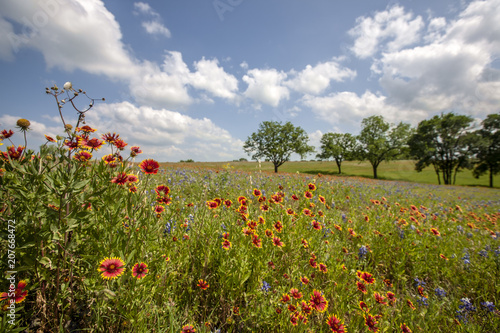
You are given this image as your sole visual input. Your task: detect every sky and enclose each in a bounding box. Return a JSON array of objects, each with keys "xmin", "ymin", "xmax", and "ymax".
[{"xmin": 1, "ymin": 0, "xmax": 499, "ymax": 162}]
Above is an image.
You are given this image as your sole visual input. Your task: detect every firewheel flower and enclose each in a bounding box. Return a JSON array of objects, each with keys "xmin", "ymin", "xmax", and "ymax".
[
  {"xmin": 222, "ymin": 239, "xmax": 231, "ymax": 250},
  {"xmin": 309, "ymin": 290, "xmax": 328, "ymax": 312},
  {"xmin": 326, "ymin": 314, "xmax": 346, "ymax": 333},
  {"xmin": 181, "ymin": 324, "xmax": 196, "ymax": 333},
  {"xmin": 139, "ymin": 159, "xmax": 160, "ymax": 174},
  {"xmin": 98, "ymin": 257, "xmax": 126, "ymax": 280},
  {"xmin": 364, "ymin": 314, "xmax": 379, "ymax": 332},
  {"xmin": 1, "ymin": 280, "xmax": 28, "ymax": 304},
  {"xmin": 357, "ymin": 271, "xmax": 375, "ymax": 284},
  {"xmin": 400, "ymin": 323, "xmax": 412, "ymax": 333},
  {"xmin": 131, "ymin": 263, "xmax": 148, "ymax": 279},
  {"xmin": 272, "ymin": 236, "xmax": 284, "ymax": 247},
  {"xmin": 111, "ymin": 172, "xmax": 129, "ymax": 185},
  {"xmin": 289, "ymin": 288, "xmax": 303, "ymax": 299},
  {"xmin": 197, "ymin": 279, "xmax": 209, "ymax": 290}
]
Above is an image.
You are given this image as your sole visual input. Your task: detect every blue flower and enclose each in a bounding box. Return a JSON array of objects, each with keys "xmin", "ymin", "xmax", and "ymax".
[
  {"xmin": 478, "ymin": 249, "xmax": 488, "ymax": 258},
  {"xmin": 417, "ymin": 296, "xmax": 429, "ymax": 307},
  {"xmin": 399, "ymin": 229, "xmax": 405, "ymax": 239},
  {"xmin": 458, "ymin": 298, "xmax": 476, "ymax": 312},
  {"xmin": 414, "ymin": 277, "xmax": 426, "ymax": 287},
  {"xmin": 461, "ymin": 251, "xmax": 471, "ymax": 265},
  {"xmin": 434, "ymin": 287, "xmax": 446, "ymax": 297},
  {"xmin": 358, "ymin": 245, "xmax": 368, "ymax": 259},
  {"xmin": 481, "ymin": 301, "xmax": 495, "ymax": 312},
  {"xmin": 261, "ymin": 280, "xmax": 271, "ymax": 292}
]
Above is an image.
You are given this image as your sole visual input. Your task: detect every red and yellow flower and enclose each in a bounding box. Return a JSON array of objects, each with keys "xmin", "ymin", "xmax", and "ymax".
[
  {"xmin": 98, "ymin": 257, "xmax": 126, "ymax": 280},
  {"xmin": 131, "ymin": 262, "xmax": 148, "ymax": 279},
  {"xmin": 326, "ymin": 314, "xmax": 346, "ymax": 333},
  {"xmin": 139, "ymin": 159, "xmax": 160, "ymax": 174},
  {"xmin": 309, "ymin": 290, "xmax": 328, "ymax": 312}
]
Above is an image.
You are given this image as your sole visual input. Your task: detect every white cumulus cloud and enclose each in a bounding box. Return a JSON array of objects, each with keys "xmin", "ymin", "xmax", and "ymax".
[
  {"xmin": 285, "ymin": 57, "xmax": 356, "ymax": 95},
  {"xmin": 349, "ymin": 5, "xmax": 424, "ymax": 58},
  {"xmin": 86, "ymin": 102, "xmax": 244, "ymax": 161},
  {"xmin": 302, "ymin": 90, "xmax": 427, "ymax": 130},
  {"xmin": 242, "ymin": 68, "xmax": 289, "ymax": 107}
]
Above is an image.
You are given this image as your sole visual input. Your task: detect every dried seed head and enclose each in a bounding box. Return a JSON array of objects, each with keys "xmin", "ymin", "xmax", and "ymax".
[{"xmin": 16, "ymin": 118, "xmax": 31, "ymax": 131}]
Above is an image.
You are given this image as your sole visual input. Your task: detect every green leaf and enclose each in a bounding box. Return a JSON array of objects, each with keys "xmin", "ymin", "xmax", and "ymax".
[{"xmin": 39, "ymin": 257, "xmax": 52, "ymax": 269}]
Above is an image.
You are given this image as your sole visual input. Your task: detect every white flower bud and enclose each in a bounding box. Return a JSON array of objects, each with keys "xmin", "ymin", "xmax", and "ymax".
[{"xmin": 63, "ymin": 82, "xmax": 73, "ymax": 90}]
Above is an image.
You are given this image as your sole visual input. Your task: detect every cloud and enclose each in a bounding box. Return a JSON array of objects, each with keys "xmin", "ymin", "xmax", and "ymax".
[
  {"xmin": 375, "ymin": 0, "xmax": 500, "ymax": 117},
  {"xmin": 141, "ymin": 21, "xmax": 171, "ymax": 38},
  {"xmin": 129, "ymin": 56, "xmax": 192, "ymax": 109},
  {"xmin": 349, "ymin": 5, "xmax": 424, "ymax": 58},
  {"xmin": 0, "ymin": 1, "xmax": 240, "ymax": 110},
  {"xmin": 0, "ymin": 0, "xmax": 138, "ymax": 79},
  {"xmin": 0, "ymin": 17, "xmax": 15, "ymax": 61},
  {"xmin": 133, "ymin": 2, "xmax": 159, "ymax": 17},
  {"xmin": 134, "ymin": 2, "xmax": 171, "ymax": 38},
  {"xmin": 242, "ymin": 68, "xmax": 289, "ymax": 107},
  {"xmin": 302, "ymin": 90, "xmax": 427, "ymax": 130},
  {"xmin": 130, "ymin": 53, "xmax": 239, "ymax": 108},
  {"xmin": 85, "ymin": 102, "xmax": 244, "ymax": 161},
  {"xmin": 189, "ymin": 57, "xmax": 239, "ymax": 100},
  {"xmin": 308, "ymin": 129, "xmax": 323, "ymax": 153},
  {"xmin": 285, "ymin": 57, "xmax": 356, "ymax": 95}
]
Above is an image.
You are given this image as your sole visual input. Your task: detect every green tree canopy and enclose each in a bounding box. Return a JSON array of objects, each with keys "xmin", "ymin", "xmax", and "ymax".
[
  {"xmin": 316, "ymin": 132, "xmax": 357, "ymax": 174},
  {"xmin": 357, "ymin": 115, "xmax": 413, "ymax": 179},
  {"xmin": 243, "ymin": 121, "xmax": 315, "ymax": 173},
  {"xmin": 473, "ymin": 113, "xmax": 500, "ymax": 187},
  {"xmin": 409, "ymin": 112, "xmax": 474, "ymax": 185}
]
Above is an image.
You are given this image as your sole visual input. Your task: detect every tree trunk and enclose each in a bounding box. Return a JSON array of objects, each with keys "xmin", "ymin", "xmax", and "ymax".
[
  {"xmin": 274, "ymin": 164, "xmax": 278, "ymax": 173},
  {"xmin": 336, "ymin": 160, "xmax": 342, "ymax": 174},
  {"xmin": 490, "ymin": 166, "xmax": 494, "ymax": 188},
  {"xmin": 443, "ymin": 167, "xmax": 450, "ymax": 185},
  {"xmin": 372, "ymin": 164, "xmax": 378, "ymax": 179},
  {"xmin": 433, "ymin": 163, "xmax": 441, "ymax": 185}
]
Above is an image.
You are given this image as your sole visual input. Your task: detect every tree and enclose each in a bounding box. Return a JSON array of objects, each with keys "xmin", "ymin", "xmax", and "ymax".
[
  {"xmin": 243, "ymin": 121, "xmax": 315, "ymax": 173},
  {"xmin": 473, "ymin": 113, "xmax": 500, "ymax": 187},
  {"xmin": 357, "ymin": 115, "xmax": 412, "ymax": 179},
  {"xmin": 316, "ymin": 133, "xmax": 357, "ymax": 174},
  {"xmin": 408, "ymin": 112, "xmax": 474, "ymax": 185}
]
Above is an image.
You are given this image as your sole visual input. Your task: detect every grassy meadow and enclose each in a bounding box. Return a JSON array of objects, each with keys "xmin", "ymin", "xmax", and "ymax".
[
  {"xmin": 1, "ymin": 133, "xmax": 500, "ymax": 332},
  {"xmin": 161, "ymin": 160, "xmax": 498, "ymax": 188}
]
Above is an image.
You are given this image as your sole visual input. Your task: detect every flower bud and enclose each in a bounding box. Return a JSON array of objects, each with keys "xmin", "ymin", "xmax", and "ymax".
[{"xmin": 63, "ymin": 82, "xmax": 72, "ymax": 90}]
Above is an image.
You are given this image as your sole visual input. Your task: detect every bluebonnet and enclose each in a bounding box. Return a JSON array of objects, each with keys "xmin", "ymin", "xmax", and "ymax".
[
  {"xmin": 456, "ymin": 297, "xmax": 476, "ymax": 323},
  {"xmin": 164, "ymin": 221, "xmax": 173, "ymax": 234},
  {"xmin": 261, "ymin": 281, "xmax": 271, "ymax": 292},
  {"xmin": 399, "ymin": 229, "xmax": 405, "ymax": 240},
  {"xmin": 414, "ymin": 277, "xmax": 426, "ymax": 287},
  {"xmin": 457, "ymin": 225, "xmax": 464, "ymax": 233},
  {"xmin": 358, "ymin": 245, "xmax": 368, "ymax": 259},
  {"xmin": 461, "ymin": 250, "xmax": 471, "ymax": 265},
  {"xmin": 478, "ymin": 249, "xmax": 488, "ymax": 258},
  {"xmin": 481, "ymin": 301, "xmax": 495, "ymax": 312},
  {"xmin": 434, "ymin": 287, "xmax": 446, "ymax": 297},
  {"xmin": 417, "ymin": 296, "xmax": 429, "ymax": 307}
]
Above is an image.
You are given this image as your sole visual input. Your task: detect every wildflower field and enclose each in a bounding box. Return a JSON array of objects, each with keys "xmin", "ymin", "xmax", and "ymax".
[{"xmin": 1, "ymin": 85, "xmax": 500, "ymax": 332}]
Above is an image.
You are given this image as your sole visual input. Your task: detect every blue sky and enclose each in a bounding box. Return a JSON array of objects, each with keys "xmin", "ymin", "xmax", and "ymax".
[{"xmin": 1, "ymin": 0, "xmax": 499, "ymax": 161}]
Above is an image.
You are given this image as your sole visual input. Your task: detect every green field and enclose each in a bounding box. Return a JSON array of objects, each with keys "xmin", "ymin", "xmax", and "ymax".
[{"xmin": 161, "ymin": 160, "xmax": 498, "ymax": 188}]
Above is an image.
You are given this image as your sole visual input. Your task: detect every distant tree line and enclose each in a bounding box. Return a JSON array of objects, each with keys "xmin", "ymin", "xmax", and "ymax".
[{"xmin": 243, "ymin": 113, "xmax": 500, "ymax": 187}]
